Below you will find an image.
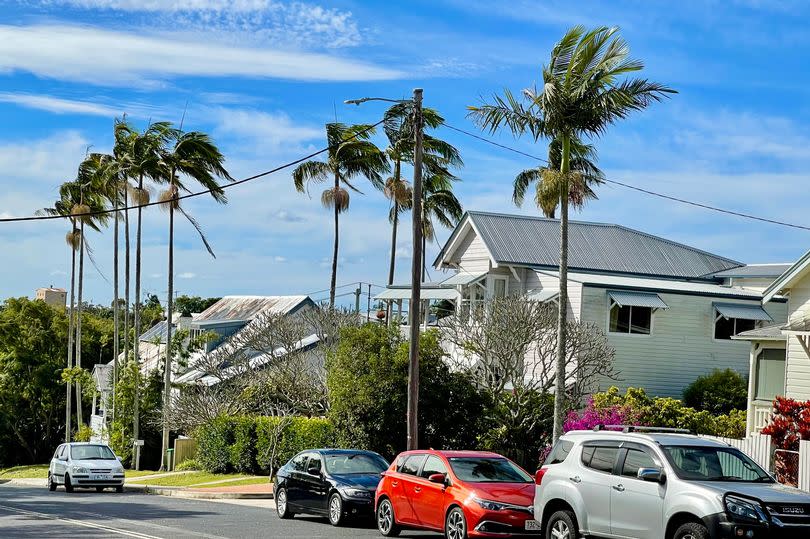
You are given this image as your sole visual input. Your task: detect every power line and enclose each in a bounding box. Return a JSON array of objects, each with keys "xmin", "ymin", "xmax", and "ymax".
[
  {"xmin": 0, "ymin": 119, "xmax": 385, "ymax": 224},
  {"xmin": 441, "ymin": 122, "xmax": 810, "ymax": 233}
]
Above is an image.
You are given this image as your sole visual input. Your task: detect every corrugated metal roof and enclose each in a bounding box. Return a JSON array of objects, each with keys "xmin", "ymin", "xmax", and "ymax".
[
  {"xmin": 732, "ymin": 324, "xmax": 786, "ymax": 341},
  {"xmin": 714, "ymin": 302, "xmax": 772, "ymax": 321},
  {"xmin": 441, "ymin": 271, "xmax": 487, "ymax": 286},
  {"xmin": 609, "ymin": 290, "xmax": 669, "ymax": 309},
  {"xmin": 138, "ymin": 317, "xmax": 193, "ymax": 344},
  {"xmin": 527, "ymin": 288, "xmax": 559, "ymax": 302},
  {"xmin": 194, "ymin": 295, "xmax": 310, "ymax": 322},
  {"xmin": 464, "ymin": 211, "xmax": 741, "ymax": 279},
  {"xmin": 710, "ymin": 264, "xmax": 793, "ymax": 278}
]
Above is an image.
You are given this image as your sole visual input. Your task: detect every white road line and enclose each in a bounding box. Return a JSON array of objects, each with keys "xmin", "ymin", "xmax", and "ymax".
[{"xmin": 0, "ymin": 503, "xmax": 164, "ymax": 538}]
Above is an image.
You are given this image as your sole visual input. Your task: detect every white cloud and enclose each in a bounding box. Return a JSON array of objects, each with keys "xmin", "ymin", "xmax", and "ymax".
[
  {"xmin": 273, "ymin": 256, "xmax": 287, "ymax": 263},
  {"xmin": 0, "ymin": 131, "xmax": 89, "ymax": 189},
  {"xmin": 0, "ymin": 93, "xmax": 120, "ymax": 116},
  {"xmin": 211, "ymin": 108, "xmax": 322, "ymax": 147},
  {"xmin": 0, "ymin": 24, "xmax": 400, "ymax": 86},
  {"xmin": 178, "ymin": 272, "xmax": 196, "ymax": 279}
]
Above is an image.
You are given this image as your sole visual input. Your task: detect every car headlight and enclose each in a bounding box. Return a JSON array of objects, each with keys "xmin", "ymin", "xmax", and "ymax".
[
  {"xmin": 341, "ymin": 488, "xmax": 373, "ymax": 498},
  {"xmin": 113, "ymin": 466, "xmax": 124, "ymax": 474},
  {"xmin": 725, "ymin": 496, "xmax": 766, "ymax": 522},
  {"xmin": 72, "ymin": 466, "xmax": 89, "ymax": 475},
  {"xmin": 474, "ymin": 497, "xmax": 507, "ymax": 511}
]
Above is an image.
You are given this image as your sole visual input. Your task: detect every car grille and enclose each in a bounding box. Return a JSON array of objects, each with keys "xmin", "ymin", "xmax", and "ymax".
[
  {"xmin": 90, "ymin": 469, "xmax": 113, "ymax": 473},
  {"xmin": 765, "ymin": 503, "xmax": 810, "ymax": 525}
]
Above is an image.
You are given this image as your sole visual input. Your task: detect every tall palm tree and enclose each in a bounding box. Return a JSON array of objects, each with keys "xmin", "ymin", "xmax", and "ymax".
[
  {"xmin": 157, "ymin": 127, "xmax": 232, "ymax": 470},
  {"xmin": 292, "ymin": 123, "xmax": 389, "ymax": 306},
  {"xmin": 420, "ymin": 173, "xmax": 463, "ymax": 281},
  {"xmin": 468, "ymin": 25, "xmax": 674, "ymax": 441},
  {"xmin": 513, "ymin": 137, "xmax": 604, "ymax": 218}
]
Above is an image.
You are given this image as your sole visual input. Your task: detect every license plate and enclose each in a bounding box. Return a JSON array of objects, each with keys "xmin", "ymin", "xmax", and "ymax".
[
  {"xmin": 524, "ymin": 519, "xmax": 542, "ymax": 531},
  {"xmin": 90, "ymin": 474, "xmax": 112, "ymax": 481}
]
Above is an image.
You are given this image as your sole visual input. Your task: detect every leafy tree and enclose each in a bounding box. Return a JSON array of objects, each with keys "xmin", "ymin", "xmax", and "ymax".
[
  {"xmin": 292, "ymin": 123, "xmax": 389, "ymax": 306},
  {"xmin": 174, "ymin": 295, "xmax": 221, "ymax": 316},
  {"xmin": 469, "ymin": 25, "xmax": 674, "ymax": 440},
  {"xmin": 683, "ymin": 369, "xmax": 748, "ymax": 415}
]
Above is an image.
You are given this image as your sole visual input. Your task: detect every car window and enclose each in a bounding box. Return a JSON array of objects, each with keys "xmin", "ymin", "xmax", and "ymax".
[
  {"xmin": 663, "ymin": 446, "xmax": 771, "ymax": 482},
  {"xmin": 622, "ymin": 449, "xmax": 657, "ymax": 478},
  {"xmin": 290, "ymin": 453, "xmax": 308, "ymax": 472},
  {"xmin": 584, "ymin": 446, "xmax": 619, "ymax": 473},
  {"xmin": 544, "ymin": 440, "xmax": 574, "ymax": 465},
  {"xmin": 53, "ymin": 445, "xmax": 62, "ymax": 460},
  {"xmin": 447, "ymin": 457, "xmax": 532, "ymax": 483},
  {"xmin": 70, "ymin": 445, "xmax": 115, "ymax": 460},
  {"xmin": 324, "ymin": 453, "xmax": 388, "ymax": 474},
  {"xmin": 306, "ymin": 453, "xmax": 322, "ymax": 473},
  {"xmin": 419, "ymin": 455, "xmax": 448, "ymax": 479},
  {"xmin": 398, "ymin": 454, "xmax": 427, "ymax": 476}
]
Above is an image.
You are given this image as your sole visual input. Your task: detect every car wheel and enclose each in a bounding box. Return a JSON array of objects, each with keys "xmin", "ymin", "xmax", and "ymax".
[
  {"xmin": 376, "ymin": 498, "xmax": 400, "ymax": 537},
  {"xmin": 116, "ymin": 485, "xmax": 124, "ymax": 493},
  {"xmin": 328, "ymin": 493, "xmax": 344, "ymax": 526},
  {"xmin": 47, "ymin": 473, "xmax": 56, "ymax": 492},
  {"xmin": 96, "ymin": 487, "xmax": 104, "ymax": 492},
  {"xmin": 674, "ymin": 522, "xmax": 710, "ymax": 539},
  {"xmin": 545, "ymin": 509, "xmax": 578, "ymax": 539},
  {"xmin": 64, "ymin": 474, "xmax": 74, "ymax": 493},
  {"xmin": 275, "ymin": 487, "xmax": 294, "ymax": 519},
  {"xmin": 445, "ymin": 506, "xmax": 467, "ymax": 539}
]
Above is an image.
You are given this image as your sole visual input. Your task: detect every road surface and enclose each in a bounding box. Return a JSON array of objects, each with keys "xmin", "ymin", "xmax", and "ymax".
[{"xmin": 0, "ymin": 485, "xmax": 434, "ymax": 538}]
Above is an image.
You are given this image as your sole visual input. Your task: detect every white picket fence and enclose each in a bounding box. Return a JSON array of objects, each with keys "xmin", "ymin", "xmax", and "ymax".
[
  {"xmin": 800, "ymin": 440, "xmax": 810, "ymax": 492},
  {"xmin": 700, "ymin": 433, "xmax": 773, "ymax": 473}
]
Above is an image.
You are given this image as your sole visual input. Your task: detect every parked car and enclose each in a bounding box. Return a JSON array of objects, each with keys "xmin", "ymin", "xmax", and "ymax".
[
  {"xmin": 535, "ymin": 427, "xmax": 810, "ymax": 539},
  {"xmin": 273, "ymin": 448, "xmax": 389, "ymax": 526},
  {"xmin": 375, "ymin": 449, "xmax": 541, "ymax": 538},
  {"xmin": 48, "ymin": 442, "xmax": 125, "ymax": 493}
]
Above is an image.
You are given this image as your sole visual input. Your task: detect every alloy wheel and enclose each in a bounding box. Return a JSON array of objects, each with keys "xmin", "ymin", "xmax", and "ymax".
[
  {"xmin": 551, "ymin": 519, "xmax": 570, "ymax": 539},
  {"xmin": 276, "ymin": 489, "xmax": 287, "ymax": 516},
  {"xmin": 447, "ymin": 509, "xmax": 465, "ymax": 539},
  {"xmin": 329, "ymin": 494, "xmax": 342, "ymax": 525},
  {"xmin": 378, "ymin": 500, "xmax": 393, "ymax": 534}
]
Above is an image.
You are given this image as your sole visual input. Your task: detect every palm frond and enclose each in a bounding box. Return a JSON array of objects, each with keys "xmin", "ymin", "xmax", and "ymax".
[
  {"xmin": 178, "ymin": 206, "xmax": 216, "ymax": 258},
  {"xmin": 513, "ymin": 168, "xmax": 542, "ymax": 207},
  {"xmin": 292, "ymin": 160, "xmax": 331, "ymax": 193}
]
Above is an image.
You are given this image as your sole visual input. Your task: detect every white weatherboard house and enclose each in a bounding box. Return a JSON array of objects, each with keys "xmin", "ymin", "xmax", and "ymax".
[
  {"xmin": 378, "ymin": 211, "xmax": 790, "ymax": 398},
  {"xmin": 737, "ymin": 249, "xmax": 810, "ymax": 435}
]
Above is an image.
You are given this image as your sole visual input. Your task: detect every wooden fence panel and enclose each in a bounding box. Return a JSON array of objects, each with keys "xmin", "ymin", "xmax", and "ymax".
[
  {"xmin": 800, "ymin": 440, "xmax": 810, "ymax": 492},
  {"xmin": 173, "ymin": 438, "xmax": 198, "ymax": 469}
]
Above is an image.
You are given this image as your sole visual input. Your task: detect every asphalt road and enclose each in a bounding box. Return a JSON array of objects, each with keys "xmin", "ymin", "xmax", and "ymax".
[{"xmin": 0, "ymin": 485, "xmax": 435, "ymax": 539}]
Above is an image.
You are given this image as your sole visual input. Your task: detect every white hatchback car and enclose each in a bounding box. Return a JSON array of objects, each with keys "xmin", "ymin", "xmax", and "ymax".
[{"xmin": 48, "ymin": 442, "xmax": 126, "ymax": 493}]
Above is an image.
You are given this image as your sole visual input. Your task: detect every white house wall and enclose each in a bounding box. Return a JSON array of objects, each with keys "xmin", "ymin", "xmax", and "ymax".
[
  {"xmin": 786, "ymin": 281, "xmax": 810, "ymax": 399},
  {"xmin": 528, "ymin": 270, "xmax": 582, "ymax": 320},
  {"xmin": 455, "ymin": 230, "xmax": 491, "ymax": 273},
  {"xmin": 579, "ymin": 286, "xmax": 788, "ymax": 398}
]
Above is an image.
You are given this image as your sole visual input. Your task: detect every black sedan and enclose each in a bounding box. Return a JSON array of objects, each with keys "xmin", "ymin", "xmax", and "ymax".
[{"xmin": 273, "ymin": 448, "xmax": 389, "ymax": 526}]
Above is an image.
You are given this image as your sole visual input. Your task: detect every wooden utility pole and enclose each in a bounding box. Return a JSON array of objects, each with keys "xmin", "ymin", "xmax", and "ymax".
[{"xmin": 406, "ymin": 88, "xmax": 424, "ymax": 451}]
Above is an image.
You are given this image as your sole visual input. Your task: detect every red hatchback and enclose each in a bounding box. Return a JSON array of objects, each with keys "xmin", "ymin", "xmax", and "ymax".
[{"xmin": 375, "ymin": 450, "xmax": 541, "ymax": 538}]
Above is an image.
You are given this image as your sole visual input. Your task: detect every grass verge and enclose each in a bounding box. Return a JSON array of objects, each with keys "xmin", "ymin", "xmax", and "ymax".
[
  {"xmin": 0, "ymin": 465, "xmax": 49, "ymax": 479},
  {"xmin": 192, "ymin": 477, "xmax": 270, "ymax": 489},
  {"xmin": 128, "ymin": 471, "xmax": 250, "ymax": 487}
]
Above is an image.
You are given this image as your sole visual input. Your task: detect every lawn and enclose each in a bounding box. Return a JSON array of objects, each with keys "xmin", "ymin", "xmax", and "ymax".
[
  {"xmin": 193, "ymin": 477, "xmax": 270, "ymax": 489},
  {"xmin": 0, "ymin": 465, "xmax": 49, "ymax": 479},
  {"xmin": 123, "ymin": 469, "xmax": 163, "ymax": 478},
  {"xmin": 127, "ymin": 471, "xmax": 254, "ymax": 487}
]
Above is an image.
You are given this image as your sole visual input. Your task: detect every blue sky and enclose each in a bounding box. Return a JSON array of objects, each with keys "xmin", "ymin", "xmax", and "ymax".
[{"xmin": 1, "ymin": 0, "xmax": 809, "ymax": 306}]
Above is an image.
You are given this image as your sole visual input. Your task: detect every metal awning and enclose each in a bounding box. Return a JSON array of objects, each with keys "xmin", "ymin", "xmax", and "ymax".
[
  {"xmin": 608, "ymin": 290, "xmax": 669, "ymax": 309},
  {"xmin": 440, "ymin": 271, "xmax": 487, "ymax": 286},
  {"xmin": 714, "ymin": 302, "xmax": 773, "ymax": 321},
  {"xmin": 375, "ymin": 288, "xmax": 459, "ymax": 301},
  {"xmin": 527, "ymin": 288, "xmax": 559, "ymax": 303}
]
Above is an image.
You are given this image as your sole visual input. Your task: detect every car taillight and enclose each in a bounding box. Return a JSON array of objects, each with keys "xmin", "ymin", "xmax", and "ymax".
[{"xmin": 535, "ymin": 468, "xmax": 547, "ymax": 485}]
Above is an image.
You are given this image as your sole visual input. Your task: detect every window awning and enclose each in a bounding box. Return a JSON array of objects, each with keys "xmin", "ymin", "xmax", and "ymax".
[
  {"xmin": 440, "ymin": 271, "xmax": 487, "ymax": 286},
  {"xmin": 608, "ymin": 290, "xmax": 669, "ymax": 309},
  {"xmin": 527, "ymin": 288, "xmax": 559, "ymax": 303},
  {"xmin": 714, "ymin": 302, "xmax": 773, "ymax": 322},
  {"xmin": 375, "ymin": 288, "xmax": 459, "ymax": 301}
]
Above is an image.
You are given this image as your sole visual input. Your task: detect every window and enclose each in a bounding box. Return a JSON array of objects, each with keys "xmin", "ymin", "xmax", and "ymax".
[
  {"xmin": 662, "ymin": 446, "xmax": 771, "ymax": 483},
  {"xmin": 714, "ymin": 315, "xmax": 756, "ymax": 340},
  {"xmin": 290, "ymin": 453, "xmax": 308, "ymax": 472},
  {"xmin": 447, "ymin": 457, "xmax": 532, "ymax": 483},
  {"xmin": 53, "ymin": 445, "xmax": 63, "ymax": 460},
  {"xmin": 419, "ymin": 455, "xmax": 448, "ymax": 479},
  {"xmin": 306, "ymin": 454, "xmax": 322, "ymax": 473},
  {"xmin": 491, "ymin": 276, "xmax": 508, "ymax": 299},
  {"xmin": 544, "ymin": 440, "xmax": 574, "ymax": 466},
  {"xmin": 755, "ymin": 349, "xmax": 786, "ymax": 400},
  {"xmin": 609, "ymin": 304, "xmax": 652, "ymax": 335},
  {"xmin": 582, "ymin": 446, "xmax": 619, "ymax": 473},
  {"xmin": 621, "ymin": 449, "xmax": 657, "ymax": 478},
  {"xmin": 324, "ymin": 453, "xmax": 388, "ymax": 474},
  {"xmin": 399, "ymin": 454, "xmax": 426, "ymax": 476},
  {"xmin": 70, "ymin": 445, "xmax": 115, "ymax": 460}
]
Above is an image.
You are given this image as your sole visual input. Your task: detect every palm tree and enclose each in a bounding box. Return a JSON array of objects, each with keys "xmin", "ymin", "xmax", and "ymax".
[
  {"xmin": 469, "ymin": 25, "xmax": 674, "ymax": 441},
  {"xmin": 292, "ymin": 123, "xmax": 389, "ymax": 306},
  {"xmin": 420, "ymin": 173, "xmax": 463, "ymax": 281},
  {"xmin": 157, "ymin": 127, "xmax": 232, "ymax": 470},
  {"xmin": 513, "ymin": 137, "xmax": 604, "ymax": 218}
]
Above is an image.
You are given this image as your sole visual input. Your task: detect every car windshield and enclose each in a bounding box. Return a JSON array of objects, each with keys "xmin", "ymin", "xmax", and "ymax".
[
  {"xmin": 71, "ymin": 445, "xmax": 116, "ymax": 460},
  {"xmin": 662, "ymin": 445, "xmax": 773, "ymax": 483},
  {"xmin": 448, "ymin": 457, "xmax": 532, "ymax": 483},
  {"xmin": 324, "ymin": 453, "xmax": 388, "ymax": 474}
]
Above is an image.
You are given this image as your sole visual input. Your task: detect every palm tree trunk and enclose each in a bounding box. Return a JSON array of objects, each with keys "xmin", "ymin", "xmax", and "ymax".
[
  {"xmin": 161, "ymin": 188, "xmax": 176, "ymax": 471},
  {"xmin": 65, "ymin": 225, "xmax": 77, "ymax": 443},
  {"xmin": 76, "ymin": 222, "xmax": 85, "ymax": 427},
  {"xmin": 112, "ymin": 192, "xmax": 119, "ymax": 429},
  {"xmin": 133, "ymin": 174, "xmax": 143, "ymax": 468},
  {"xmin": 386, "ymin": 200, "xmax": 399, "ymax": 325},
  {"xmin": 123, "ymin": 189, "xmax": 130, "ymax": 375},
  {"xmin": 421, "ymin": 233, "xmax": 427, "ymax": 283},
  {"xmin": 552, "ymin": 134, "xmax": 571, "ymax": 443},
  {"xmin": 329, "ymin": 174, "xmax": 340, "ymax": 308}
]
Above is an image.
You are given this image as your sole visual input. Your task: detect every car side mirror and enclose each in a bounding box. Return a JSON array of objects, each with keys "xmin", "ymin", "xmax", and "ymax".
[
  {"xmin": 117, "ymin": 456, "xmax": 123, "ymax": 463},
  {"xmin": 637, "ymin": 467, "xmax": 665, "ymax": 484},
  {"xmin": 307, "ymin": 465, "xmax": 321, "ymax": 476},
  {"xmin": 428, "ymin": 473, "xmax": 447, "ymax": 485}
]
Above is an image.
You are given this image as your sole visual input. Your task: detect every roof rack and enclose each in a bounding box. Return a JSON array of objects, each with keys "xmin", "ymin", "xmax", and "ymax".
[{"xmin": 592, "ymin": 424, "xmax": 693, "ymax": 434}]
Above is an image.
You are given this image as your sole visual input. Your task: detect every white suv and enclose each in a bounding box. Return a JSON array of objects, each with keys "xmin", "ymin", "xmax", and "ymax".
[
  {"xmin": 534, "ymin": 427, "xmax": 810, "ymax": 539},
  {"xmin": 48, "ymin": 442, "xmax": 125, "ymax": 493}
]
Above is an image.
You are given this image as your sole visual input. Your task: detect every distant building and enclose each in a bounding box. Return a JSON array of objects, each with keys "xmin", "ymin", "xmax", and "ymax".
[{"xmin": 36, "ymin": 286, "xmax": 67, "ymax": 308}]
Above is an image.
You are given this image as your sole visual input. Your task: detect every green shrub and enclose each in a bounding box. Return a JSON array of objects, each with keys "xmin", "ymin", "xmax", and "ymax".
[
  {"xmin": 175, "ymin": 458, "xmax": 199, "ymax": 471},
  {"xmin": 196, "ymin": 416, "xmax": 235, "ymax": 473},
  {"xmin": 683, "ymin": 369, "xmax": 747, "ymax": 415},
  {"xmin": 75, "ymin": 424, "xmax": 94, "ymax": 442},
  {"xmin": 230, "ymin": 416, "xmax": 257, "ymax": 474}
]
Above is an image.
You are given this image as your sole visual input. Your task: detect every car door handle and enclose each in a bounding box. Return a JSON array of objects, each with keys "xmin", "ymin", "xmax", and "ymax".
[
  {"xmin": 569, "ymin": 476, "xmax": 581, "ymax": 483},
  {"xmin": 612, "ymin": 484, "xmax": 625, "ymax": 492},
  {"xmin": 414, "ymin": 486, "xmax": 421, "ymax": 493},
  {"xmin": 391, "ymin": 481, "xmax": 398, "ymax": 487}
]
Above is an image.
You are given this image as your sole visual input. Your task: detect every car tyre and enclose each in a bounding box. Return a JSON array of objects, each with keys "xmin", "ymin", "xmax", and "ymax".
[
  {"xmin": 376, "ymin": 498, "xmax": 400, "ymax": 537},
  {"xmin": 47, "ymin": 473, "xmax": 56, "ymax": 492},
  {"xmin": 328, "ymin": 492, "xmax": 344, "ymax": 526},
  {"xmin": 275, "ymin": 487, "xmax": 294, "ymax": 519},
  {"xmin": 545, "ymin": 509, "xmax": 578, "ymax": 539},
  {"xmin": 96, "ymin": 487, "xmax": 104, "ymax": 492},
  {"xmin": 116, "ymin": 485, "xmax": 124, "ymax": 493},
  {"xmin": 674, "ymin": 522, "xmax": 710, "ymax": 539},
  {"xmin": 64, "ymin": 474, "xmax": 74, "ymax": 493},
  {"xmin": 445, "ymin": 506, "xmax": 468, "ymax": 539}
]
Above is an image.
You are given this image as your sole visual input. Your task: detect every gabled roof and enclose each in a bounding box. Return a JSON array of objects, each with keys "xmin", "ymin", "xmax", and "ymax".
[
  {"xmin": 710, "ymin": 263, "xmax": 793, "ymax": 279},
  {"xmin": 437, "ymin": 211, "xmax": 742, "ymax": 279},
  {"xmin": 194, "ymin": 295, "xmax": 312, "ymax": 323},
  {"xmin": 763, "ymin": 249, "xmax": 810, "ymax": 303}
]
